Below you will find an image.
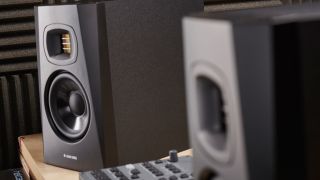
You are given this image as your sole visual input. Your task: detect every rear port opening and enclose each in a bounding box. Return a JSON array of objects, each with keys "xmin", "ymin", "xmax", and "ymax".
[
  {"xmin": 46, "ymin": 29, "xmax": 72, "ymax": 60},
  {"xmin": 197, "ymin": 76, "xmax": 228, "ymax": 152},
  {"xmin": 199, "ymin": 168, "xmax": 220, "ymax": 180}
]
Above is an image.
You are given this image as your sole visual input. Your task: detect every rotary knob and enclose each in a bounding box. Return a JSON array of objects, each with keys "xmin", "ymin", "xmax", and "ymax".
[{"xmin": 169, "ymin": 150, "xmax": 178, "ymax": 162}]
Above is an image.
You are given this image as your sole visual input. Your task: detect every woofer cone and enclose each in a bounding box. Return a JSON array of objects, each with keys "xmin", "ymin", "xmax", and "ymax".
[{"xmin": 48, "ymin": 73, "xmax": 90, "ymax": 141}]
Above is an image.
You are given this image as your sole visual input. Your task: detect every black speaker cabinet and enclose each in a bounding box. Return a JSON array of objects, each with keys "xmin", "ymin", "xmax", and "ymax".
[
  {"xmin": 183, "ymin": 3, "xmax": 320, "ymax": 180},
  {"xmin": 35, "ymin": 0, "xmax": 203, "ymax": 171}
]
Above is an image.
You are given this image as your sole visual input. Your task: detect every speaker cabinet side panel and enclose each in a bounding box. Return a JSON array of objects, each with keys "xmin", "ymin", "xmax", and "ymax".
[
  {"xmin": 78, "ymin": 3, "xmax": 119, "ymax": 167},
  {"xmin": 183, "ymin": 17, "xmax": 248, "ymax": 180},
  {"xmin": 297, "ymin": 22, "xmax": 320, "ymax": 179},
  {"xmin": 273, "ymin": 21, "xmax": 320, "ymax": 179},
  {"xmin": 233, "ymin": 25, "xmax": 275, "ymax": 180},
  {"xmin": 36, "ymin": 5, "xmax": 104, "ymax": 171}
]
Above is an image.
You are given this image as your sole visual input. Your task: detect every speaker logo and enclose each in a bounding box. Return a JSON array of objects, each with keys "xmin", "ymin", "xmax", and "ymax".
[{"xmin": 63, "ymin": 153, "xmax": 78, "ymax": 160}]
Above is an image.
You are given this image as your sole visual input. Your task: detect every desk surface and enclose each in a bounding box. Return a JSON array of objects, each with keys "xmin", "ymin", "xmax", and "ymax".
[
  {"xmin": 19, "ymin": 134, "xmax": 79, "ymax": 180},
  {"xmin": 19, "ymin": 134, "xmax": 192, "ymax": 180}
]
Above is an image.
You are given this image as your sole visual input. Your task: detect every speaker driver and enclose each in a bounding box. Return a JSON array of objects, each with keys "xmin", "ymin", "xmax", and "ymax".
[{"xmin": 48, "ymin": 73, "xmax": 90, "ymax": 141}]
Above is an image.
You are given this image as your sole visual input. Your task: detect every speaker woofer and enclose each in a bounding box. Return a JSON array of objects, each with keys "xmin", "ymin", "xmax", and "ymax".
[{"xmin": 47, "ymin": 73, "xmax": 90, "ymax": 141}]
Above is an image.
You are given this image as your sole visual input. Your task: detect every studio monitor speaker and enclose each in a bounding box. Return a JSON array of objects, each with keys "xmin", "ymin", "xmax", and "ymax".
[
  {"xmin": 183, "ymin": 3, "xmax": 320, "ymax": 180},
  {"xmin": 36, "ymin": 0, "xmax": 203, "ymax": 171}
]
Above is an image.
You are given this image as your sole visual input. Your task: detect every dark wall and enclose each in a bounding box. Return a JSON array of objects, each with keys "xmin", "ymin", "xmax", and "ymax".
[{"xmin": 0, "ymin": 0, "xmax": 41, "ymax": 170}]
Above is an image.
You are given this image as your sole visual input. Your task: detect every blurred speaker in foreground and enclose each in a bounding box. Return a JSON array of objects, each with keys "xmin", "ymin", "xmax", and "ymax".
[{"xmin": 183, "ymin": 3, "xmax": 320, "ymax": 180}]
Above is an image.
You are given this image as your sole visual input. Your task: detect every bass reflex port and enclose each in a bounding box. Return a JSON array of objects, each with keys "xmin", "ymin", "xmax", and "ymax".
[{"xmin": 197, "ymin": 76, "xmax": 228, "ymax": 152}]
